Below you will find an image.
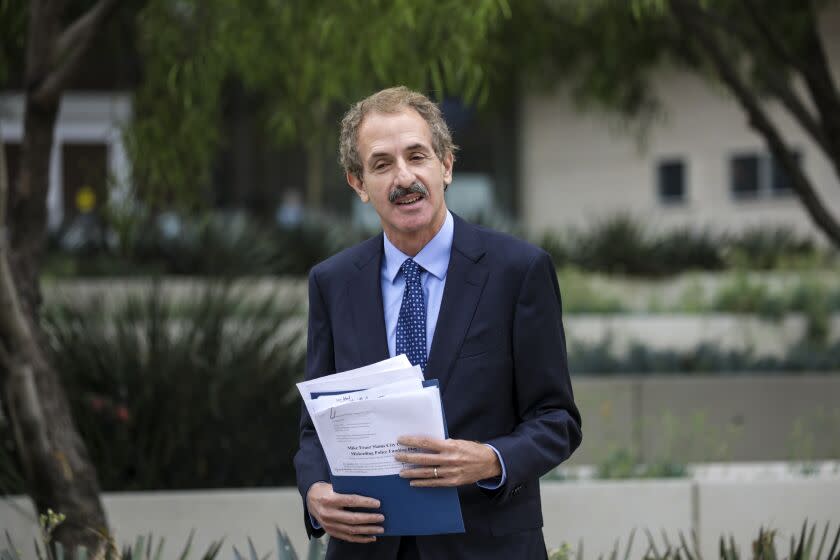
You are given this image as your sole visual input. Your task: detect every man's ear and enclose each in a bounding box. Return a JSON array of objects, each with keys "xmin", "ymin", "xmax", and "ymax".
[
  {"xmin": 442, "ymin": 152, "xmax": 454, "ymax": 187},
  {"xmin": 346, "ymin": 171, "xmax": 369, "ymax": 203}
]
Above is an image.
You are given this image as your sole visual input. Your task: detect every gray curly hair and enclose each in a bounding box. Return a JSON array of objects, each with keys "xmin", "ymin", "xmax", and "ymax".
[{"xmin": 339, "ymin": 86, "xmax": 457, "ymax": 179}]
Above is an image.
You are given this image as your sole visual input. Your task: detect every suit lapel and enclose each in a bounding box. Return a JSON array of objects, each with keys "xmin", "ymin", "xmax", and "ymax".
[
  {"xmin": 426, "ymin": 215, "xmax": 488, "ymax": 393},
  {"xmin": 346, "ymin": 235, "xmax": 390, "ymax": 367}
]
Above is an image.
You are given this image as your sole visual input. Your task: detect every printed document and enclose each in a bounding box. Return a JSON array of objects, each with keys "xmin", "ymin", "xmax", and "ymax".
[
  {"xmin": 311, "ymin": 385, "xmax": 445, "ymax": 476},
  {"xmin": 296, "ymin": 355, "xmax": 444, "ymax": 477}
]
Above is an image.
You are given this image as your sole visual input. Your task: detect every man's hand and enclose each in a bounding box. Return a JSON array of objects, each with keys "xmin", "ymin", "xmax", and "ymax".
[
  {"xmin": 306, "ymin": 482, "xmax": 384, "ymax": 543},
  {"xmin": 395, "ymin": 436, "xmax": 502, "ymax": 487}
]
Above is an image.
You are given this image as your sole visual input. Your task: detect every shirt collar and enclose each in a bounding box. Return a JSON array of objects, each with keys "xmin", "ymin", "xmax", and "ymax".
[{"xmin": 383, "ymin": 210, "xmax": 453, "ymax": 283}]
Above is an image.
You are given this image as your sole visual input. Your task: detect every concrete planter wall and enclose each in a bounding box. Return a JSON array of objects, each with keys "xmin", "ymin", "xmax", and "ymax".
[{"xmin": 571, "ymin": 375, "xmax": 840, "ymax": 465}]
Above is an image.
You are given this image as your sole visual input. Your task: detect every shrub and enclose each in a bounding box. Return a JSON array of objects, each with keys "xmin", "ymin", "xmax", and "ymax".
[
  {"xmin": 43, "ymin": 209, "xmax": 838, "ymax": 279},
  {"xmin": 547, "ymin": 521, "xmax": 840, "ymax": 560},
  {"xmin": 711, "ymin": 273, "xmax": 785, "ymax": 318},
  {"xmin": 568, "ymin": 337, "xmax": 840, "ymax": 374},
  {"xmin": 156, "ymin": 213, "xmax": 279, "ymax": 276},
  {"xmin": 567, "ymin": 214, "xmax": 657, "ymax": 276},
  {"xmin": 724, "ymin": 225, "xmax": 821, "ymax": 270},
  {"xmin": 654, "ymin": 226, "xmax": 725, "ymax": 273},
  {"xmin": 3, "ymin": 282, "xmax": 307, "ymax": 492},
  {"xmin": 557, "ymin": 267, "xmax": 626, "ymax": 313},
  {"xmin": 271, "ymin": 217, "xmax": 373, "ymax": 276}
]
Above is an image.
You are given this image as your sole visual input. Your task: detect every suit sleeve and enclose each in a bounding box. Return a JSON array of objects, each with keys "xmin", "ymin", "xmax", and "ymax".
[
  {"xmin": 484, "ymin": 251, "xmax": 582, "ymax": 502},
  {"xmin": 293, "ymin": 268, "xmax": 335, "ymax": 538}
]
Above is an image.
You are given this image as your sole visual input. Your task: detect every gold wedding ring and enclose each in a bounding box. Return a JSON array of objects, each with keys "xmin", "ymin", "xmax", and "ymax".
[{"xmin": 434, "ymin": 467, "xmax": 439, "ymax": 478}]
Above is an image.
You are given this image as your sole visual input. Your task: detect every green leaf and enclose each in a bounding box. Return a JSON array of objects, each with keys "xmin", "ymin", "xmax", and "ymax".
[
  {"xmin": 825, "ymin": 524, "xmax": 840, "ymax": 560},
  {"xmin": 623, "ymin": 529, "xmax": 636, "ymax": 560},
  {"xmin": 177, "ymin": 529, "xmax": 195, "ymax": 560},
  {"xmin": 247, "ymin": 538, "xmax": 259, "ymax": 560},
  {"xmin": 275, "ymin": 528, "xmax": 299, "ymax": 560},
  {"xmin": 815, "ymin": 523, "xmax": 830, "ymax": 560}
]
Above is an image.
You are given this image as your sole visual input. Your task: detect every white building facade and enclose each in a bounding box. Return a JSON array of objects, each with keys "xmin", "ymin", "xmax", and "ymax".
[{"xmin": 520, "ymin": 8, "xmax": 840, "ymax": 240}]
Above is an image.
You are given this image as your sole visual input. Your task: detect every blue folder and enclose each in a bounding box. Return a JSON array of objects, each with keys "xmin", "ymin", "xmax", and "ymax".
[{"xmin": 310, "ymin": 380, "xmax": 465, "ymax": 536}]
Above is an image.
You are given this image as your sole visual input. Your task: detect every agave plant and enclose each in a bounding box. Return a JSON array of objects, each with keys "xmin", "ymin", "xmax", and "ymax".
[
  {"xmin": 641, "ymin": 521, "xmax": 840, "ymax": 560},
  {"xmin": 1, "ymin": 529, "xmax": 222, "ymax": 560},
  {"xmin": 547, "ymin": 522, "xmax": 840, "ymax": 560},
  {"xmin": 13, "ymin": 281, "xmax": 307, "ymax": 492},
  {"xmin": 231, "ymin": 529, "xmax": 326, "ymax": 560}
]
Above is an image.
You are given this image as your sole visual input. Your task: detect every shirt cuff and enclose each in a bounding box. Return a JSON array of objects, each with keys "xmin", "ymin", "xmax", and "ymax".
[
  {"xmin": 307, "ymin": 482, "xmax": 326, "ymax": 530},
  {"xmin": 476, "ymin": 444, "xmax": 507, "ymax": 490}
]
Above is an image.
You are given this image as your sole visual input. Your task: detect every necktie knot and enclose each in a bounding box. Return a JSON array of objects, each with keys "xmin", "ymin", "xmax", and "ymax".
[{"xmin": 400, "ymin": 258, "xmax": 423, "ymax": 285}]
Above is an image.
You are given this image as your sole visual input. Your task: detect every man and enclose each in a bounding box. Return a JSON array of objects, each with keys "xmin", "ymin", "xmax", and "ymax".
[{"xmin": 294, "ymin": 86, "xmax": 582, "ymax": 559}]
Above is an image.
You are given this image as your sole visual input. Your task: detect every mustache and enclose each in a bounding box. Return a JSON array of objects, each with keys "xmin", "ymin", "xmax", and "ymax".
[{"xmin": 389, "ymin": 181, "xmax": 429, "ymax": 203}]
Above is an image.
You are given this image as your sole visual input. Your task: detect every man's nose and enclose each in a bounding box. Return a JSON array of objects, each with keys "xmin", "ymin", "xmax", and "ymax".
[{"xmin": 393, "ymin": 157, "xmax": 416, "ymax": 186}]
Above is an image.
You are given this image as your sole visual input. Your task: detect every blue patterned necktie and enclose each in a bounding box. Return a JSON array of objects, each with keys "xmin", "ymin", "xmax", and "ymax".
[{"xmin": 395, "ymin": 258, "xmax": 427, "ymax": 373}]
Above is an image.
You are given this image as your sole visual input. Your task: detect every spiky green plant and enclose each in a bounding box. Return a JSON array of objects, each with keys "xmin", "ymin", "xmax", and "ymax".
[
  {"xmin": 0, "ymin": 281, "xmax": 306, "ymax": 492},
  {"xmin": 231, "ymin": 529, "xmax": 326, "ymax": 560},
  {"xmin": 1, "ymin": 529, "xmax": 222, "ymax": 560},
  {"xmin": 639, "ymin": 521, "xmax": 840, "ymax": 560},
  {"xmin": 547, "ymin": 523, "xmax": 839, "ymax": 560}
]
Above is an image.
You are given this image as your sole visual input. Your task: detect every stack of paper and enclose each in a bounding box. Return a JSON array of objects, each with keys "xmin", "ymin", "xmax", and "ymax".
[{"xmin": 298, "ymin": 355, "xmax": 465, "ymax": 535}]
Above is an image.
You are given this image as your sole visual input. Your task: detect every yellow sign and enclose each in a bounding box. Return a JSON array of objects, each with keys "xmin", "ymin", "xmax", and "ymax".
[{"xmin": 76, "ymin": 185, "xmax": 96, "ymax": 213}]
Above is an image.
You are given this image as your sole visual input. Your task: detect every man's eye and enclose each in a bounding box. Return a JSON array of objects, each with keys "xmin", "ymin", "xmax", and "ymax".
[
  {"xmin": 411, "ymin": 154, "xmax": 426, "ymax": 161},
  {"xmin": 373, "ymin": 162, "xmax": 388, "ymax": 170}
]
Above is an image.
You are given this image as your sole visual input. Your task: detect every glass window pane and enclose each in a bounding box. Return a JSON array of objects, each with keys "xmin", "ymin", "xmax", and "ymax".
[
  {"xmin": 731, "ymin": 154, "xmax": 760, "ymax": 198},
  {"xmin": 771, "ymin": 151, "xmax": 801, "ymax": 195},
  {"xmin": 657, "ymin": 159, "xmax": 686, "ymax": 204}
]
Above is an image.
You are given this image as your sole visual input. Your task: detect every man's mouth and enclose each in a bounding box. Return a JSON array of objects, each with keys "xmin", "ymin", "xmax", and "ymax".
[
  {"xmin": 389, "ymin": 181, "xmax": 429, "ymax": 205},
  {"xmin": 395, "ymin": 194, "xmax": 424, "ymax": 206}
]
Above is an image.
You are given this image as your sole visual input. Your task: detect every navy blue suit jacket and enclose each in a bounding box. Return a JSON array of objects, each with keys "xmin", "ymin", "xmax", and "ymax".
[{"xmin": 293, "ymin": 214, "xmax": 582, "ymax": 559}]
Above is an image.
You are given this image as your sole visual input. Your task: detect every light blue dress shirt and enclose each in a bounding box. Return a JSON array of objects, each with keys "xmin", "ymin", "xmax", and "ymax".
[{"xmin": 382, "ymin": 210, "xmax": 507, "ymax": 490}]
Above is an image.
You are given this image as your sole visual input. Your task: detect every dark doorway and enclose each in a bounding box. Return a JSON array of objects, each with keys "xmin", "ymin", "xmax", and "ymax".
[{"xmin": 61, "ymin": 142, "xmax": 109, "ymax": 223}]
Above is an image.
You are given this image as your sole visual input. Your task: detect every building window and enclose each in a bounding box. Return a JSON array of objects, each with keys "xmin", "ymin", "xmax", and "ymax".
[
  {"xmin": 657, "ymin": 158, "xmax": 687, "ymax": 205},
  {"xmin": 731, "ymin": 154, "xmax": 760, "ymax": 198},
  {"xmin": 730, "ymin": 151, "xmax": 800, "ymax": 200},
  {"xmin": 771, "ymin": 152, "xmax": 801, "ymax": 195}
]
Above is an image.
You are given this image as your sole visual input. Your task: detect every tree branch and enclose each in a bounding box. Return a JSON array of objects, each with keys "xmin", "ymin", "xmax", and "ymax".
[
  {"xmin": 673, "ymin": 1, "xmax": 827, "ymax": 150},
  {"xmin": 670, "ymin": 0, "xmax": 840, "ymax": 247},
  {"xmin": 741, "ymin": 0, "xmax": 798, "ymax": 68},
  {"xmin": 52, "ymin": 0, "xmax": 118, "ymax": 64},
  {"xmin": 796, "ymin": 3, "xmax": 840, "ymax": 165},
  {"xmin": 32, "ymin": 0, "xmax": 120, "ymax": 105},
  {"xmin": 676, "ymin": 3, "xmax": 757, "ymax": 53},
  {"xmin": 757, "ymin": 68, "xmax": 830, "ymax": 153},
  {"xmin": 25, "ymin": 0, "xmax": 65, "ymax": 94}
]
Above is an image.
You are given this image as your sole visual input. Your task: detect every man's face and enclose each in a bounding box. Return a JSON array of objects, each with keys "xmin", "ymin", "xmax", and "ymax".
[{"xmin": 347, "ymin": 108, "xmax": 453, "ymax": 246}]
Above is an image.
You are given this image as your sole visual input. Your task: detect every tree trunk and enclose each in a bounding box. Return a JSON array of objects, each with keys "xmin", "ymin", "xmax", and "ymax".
[
  {"xmin": 1, "ymin": 95, "xmax": 110, "ymax": 560},
  {"xmin": 0, "ymin": 0, "xmax": 117, "ymax": 555}
]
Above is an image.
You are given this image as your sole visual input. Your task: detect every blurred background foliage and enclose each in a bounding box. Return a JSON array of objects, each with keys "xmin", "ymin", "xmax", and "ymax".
[
  {"xmin": 41, "ymin": 211, "xmax": 838, "ymax": 279},
  {"xmin": 1, "ymin": 283, "xmax": 304, "ymax": 495},
  {"xmin": 127, "ymin": 0, "xmax": 509, "ymax": 208}
]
